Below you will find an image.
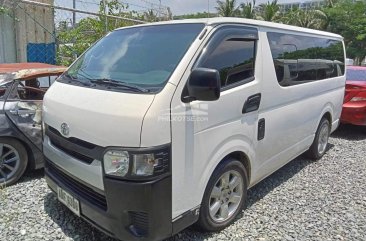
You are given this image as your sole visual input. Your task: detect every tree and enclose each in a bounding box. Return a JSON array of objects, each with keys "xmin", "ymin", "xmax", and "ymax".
[
  {"xmin": 324, "ymin": 0, "xmax": 366, "ymax": 64},
  {"xmin": 56, "ymin": 0, "xmax": 137, "ymax": 66},
  {"xmin": 240, "ymin": 0, "xmax": 256, "ymax": 19},
  {"xmin": 174, "ymin": 12, "xmax": 217, "ymax": 20},
  {"xmin": 144, "ymin": 9, "xmax": 157, "ymax": 22},
  {"xmin": 282, "ymin": 8, "xmax": 327, "ymax": 30},
  {"xmin": 216, "ymin": 0, "xmax": 240, "ymax": 17},
  {"xmin": 257, "ymin": 0, "xmax": 280, "ymax": 22}
]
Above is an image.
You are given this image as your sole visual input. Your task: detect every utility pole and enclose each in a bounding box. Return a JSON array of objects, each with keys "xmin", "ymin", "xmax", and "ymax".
[
  {"xmin": 207, "ymin": 0, "xmax": 210, "ymax": 18},
  {"xmin": 72, "ymin": 0, "xmax": 76, "ymax": 27},
  {"xmin": 103, "ymin": 0, "xmax": 108, "ymax": 33},
  {"xmin": 159, "ymin": 0, "xmax": 161, "ymax": 20}
]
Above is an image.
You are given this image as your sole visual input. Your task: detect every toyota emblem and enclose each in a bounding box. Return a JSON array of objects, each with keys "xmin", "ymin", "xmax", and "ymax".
[{"xmin": 60, "ymin": 123, "xmax": 70, "ymax": 136}]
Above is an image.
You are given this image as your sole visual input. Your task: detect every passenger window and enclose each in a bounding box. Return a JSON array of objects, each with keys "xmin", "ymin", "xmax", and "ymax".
[
  {"xmin": 13, "ymin": 79, "xmax": 47, "ymax": 101},
  {"xmin": 268, "ymin": 32, "xmax": 345, "ymax": 86},
  {"xmin": 196, "ymin": 27, "xmax": 257, "ymax": 90},
  {"xmin": 37, "ymin": 76, "xmax": 52, "ymax": 88}
]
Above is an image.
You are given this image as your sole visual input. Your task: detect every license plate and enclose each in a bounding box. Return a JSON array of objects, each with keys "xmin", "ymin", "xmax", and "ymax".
[{"xmin": 57, "ymin": 186, "xmax": 80, "ymax": 216}]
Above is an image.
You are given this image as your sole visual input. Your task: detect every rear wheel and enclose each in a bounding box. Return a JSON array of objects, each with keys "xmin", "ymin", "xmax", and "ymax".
[
  {"xmin": 0, "ymin": 138, "xmax": 28, "ymax": 186},
  {"xmin": 197, "ymin": 159, "xmax": 247, "ymax": 231},
  {"xmin": 307, "ymin": 118, "xmax": 330, "ymax": 160}
]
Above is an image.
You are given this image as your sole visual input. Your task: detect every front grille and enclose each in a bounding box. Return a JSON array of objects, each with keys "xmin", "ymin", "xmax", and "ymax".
[
  {"xmin": 46, "ymin": 125, "xmax": 102, "ymax": 165},
  {"xmin": 129, "ymin": 211, "xmax": 149, "ymax": 236},
  {"xmin": 50, "ymin": 139, "xmax": 95, "ymax": 164},
  {"xmin": 48, "ymin": 126, "xmax": 97, "ymax": 149},
  {"xmin": 46, "ymin": 161, "xmax": 107, "ymax": 211}
]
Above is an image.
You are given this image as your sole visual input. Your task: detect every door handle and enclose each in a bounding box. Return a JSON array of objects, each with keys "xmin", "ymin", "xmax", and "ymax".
[
  {"xmin": 9, "ymin": 109, "xmax": 18, "ymax": 115},
  {"xmin": 242, "ymin": 93, "xmax": 261, "ymax": 114},
  {"xmin": 9, "ymin": 109, "xmax": 37, "ymax": 115}
]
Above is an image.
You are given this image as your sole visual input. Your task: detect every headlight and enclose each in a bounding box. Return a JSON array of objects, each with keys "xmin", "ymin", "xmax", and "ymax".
[
  {"xmin": 103, "ymin": 145, "xmax": 170, "ymax": 179},
  {"xmin": 103, "ymin": 150, "xmax": 129, "ymax": 177}
]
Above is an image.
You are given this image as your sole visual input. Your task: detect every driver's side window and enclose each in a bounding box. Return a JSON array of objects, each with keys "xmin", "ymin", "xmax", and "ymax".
[{"xmin": 195, "ymin": 26, "xmax": 258, "ymax": 90}]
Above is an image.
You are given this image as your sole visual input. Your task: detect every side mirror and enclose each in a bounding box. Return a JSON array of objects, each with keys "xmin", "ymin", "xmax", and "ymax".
[{"xmin": 182, "ymin": 68, "xmax": 221, "ymax": 103}]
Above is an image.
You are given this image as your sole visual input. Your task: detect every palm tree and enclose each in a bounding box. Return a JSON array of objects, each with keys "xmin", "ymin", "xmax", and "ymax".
[
  {"xmin": 216, "ymin": 0, "xmax": 240, "ymax": 17},
  {"xmin": 282, "ymin": 8, "xmax": 327, "ymax": 30},
  {"xmin": 144, "ymin": 9, "xmax": 157, "ymax": 22},
  {"xmin": 258, "ymin": 0, "xmax": 280, "ymax": 22},
  {"xmin": 240, "ymin": 0, "xmax": 256, "ymax": 19}
]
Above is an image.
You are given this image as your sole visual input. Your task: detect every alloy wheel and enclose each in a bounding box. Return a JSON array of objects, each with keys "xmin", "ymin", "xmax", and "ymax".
[
  {"xmin": 0, "ymin": 144, "xmax": 20, "ymax": 183},
  {"xmin": 209, "ymin": 170, "xmax": 244, "ymax": 223}
]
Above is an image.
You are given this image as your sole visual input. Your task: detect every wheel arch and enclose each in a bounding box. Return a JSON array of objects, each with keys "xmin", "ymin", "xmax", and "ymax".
[
  {"xmin": 221, "ymin": 151, "xmax": 251, "ymax": 185},
  {"xmin": 322, "ymin": 111, "xmax": 332, "ymax": 124},
  {"xmin": 316, "ymin": 103, "xmax": 334, "ymax": 132},
  {"xmin": 198, "ymin": 146, "xmax": 253, "ymax": 207}
]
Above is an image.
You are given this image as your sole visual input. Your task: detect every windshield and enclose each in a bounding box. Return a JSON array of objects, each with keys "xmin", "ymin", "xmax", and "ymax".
[
  {"xmin": 347, "ymin": 69, "xmax": 366, "ymax": 81},
  {"xmin": 62, "ymin": 23, "xmax": 205, "ymax": 93}
]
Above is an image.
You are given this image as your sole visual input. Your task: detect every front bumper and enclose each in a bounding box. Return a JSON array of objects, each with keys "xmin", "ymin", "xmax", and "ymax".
[{"xmin": 45, "ymin": 159, "xmax": 172, "ymax": 241}]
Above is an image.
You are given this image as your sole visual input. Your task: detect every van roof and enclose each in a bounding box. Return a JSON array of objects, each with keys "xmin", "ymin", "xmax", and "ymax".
[{"xmin": 116, "ymin": 17, "xmax": 342, "ymax": 40}]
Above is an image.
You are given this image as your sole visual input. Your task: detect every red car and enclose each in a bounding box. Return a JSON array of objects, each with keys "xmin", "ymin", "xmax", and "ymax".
[{"xmin": 341, "ymin": 66, "xmax": 366, "ymax": 125}]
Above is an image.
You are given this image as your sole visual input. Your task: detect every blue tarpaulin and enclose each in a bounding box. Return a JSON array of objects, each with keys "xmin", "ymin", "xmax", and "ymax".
[{"xmin": 27, "ymin": 42, "xmax": 56, "ymax": 64}]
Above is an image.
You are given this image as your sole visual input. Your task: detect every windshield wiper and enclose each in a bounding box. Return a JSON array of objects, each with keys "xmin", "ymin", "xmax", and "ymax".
[
  {"xmin": 90, "ymin": 78, "xmax": 150, "ymax": 93},
  {"xmin": 63, "ymin": 73, "xmax": 91, "ymax": 86}
]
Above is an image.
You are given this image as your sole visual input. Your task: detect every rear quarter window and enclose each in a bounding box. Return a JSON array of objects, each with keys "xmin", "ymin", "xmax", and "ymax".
[{"xmin": 267, "ymin": 32, "xmax": 345, "ymax": 87}]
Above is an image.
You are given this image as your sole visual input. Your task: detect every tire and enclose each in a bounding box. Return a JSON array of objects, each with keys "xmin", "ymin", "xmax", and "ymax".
[
  {"xmin": 196, "ymin": 158, "xmax": 248, "ymax": 232},
  {"xmin": 306, "ymin": 117, "xmax": 330, "ymax": 160},
  {"xmin": 0, "ymin": 138, "xmax": 28, "ymax": 186}
]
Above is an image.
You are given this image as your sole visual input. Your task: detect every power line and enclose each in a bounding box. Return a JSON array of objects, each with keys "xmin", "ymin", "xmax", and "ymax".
[{"xmin": 19, "ymin": 0, "xmax": 146, "ymax": 23}]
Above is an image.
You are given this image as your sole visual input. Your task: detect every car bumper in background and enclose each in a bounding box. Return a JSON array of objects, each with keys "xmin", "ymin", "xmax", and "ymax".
[{"xmin": 341, "ymin": 102, "xmax": 366, "ymax": 126}]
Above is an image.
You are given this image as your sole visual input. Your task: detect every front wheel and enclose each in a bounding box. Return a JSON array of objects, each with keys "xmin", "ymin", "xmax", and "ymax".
[
  {"xmin": 196, "ymin": 159, "xmax": 248, "ymax": 232},
  {"xmin": 306, "ymin": 118, "xmax": 330, "ymax": 160}
]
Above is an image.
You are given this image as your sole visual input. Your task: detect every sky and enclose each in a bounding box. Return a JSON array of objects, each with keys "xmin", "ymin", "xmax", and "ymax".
[{"xmin": 55, "ymin": 0, "xmax": 314, "ymax": 17}]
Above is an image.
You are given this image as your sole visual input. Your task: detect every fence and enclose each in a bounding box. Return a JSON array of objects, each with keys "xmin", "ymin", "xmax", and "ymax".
[{"xmin": 0, "ymin": 0, "xmax": 172, "ymax": 66}]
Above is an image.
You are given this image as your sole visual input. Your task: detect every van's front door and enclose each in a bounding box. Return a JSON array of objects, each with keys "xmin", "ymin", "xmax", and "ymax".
[{"xmin": 170, "ymin": 25, "xmax": 262, "ymax": 219}]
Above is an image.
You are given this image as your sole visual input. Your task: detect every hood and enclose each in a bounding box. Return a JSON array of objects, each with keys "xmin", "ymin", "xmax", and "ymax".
[{"xmin": 43, "ymin": 82, "xmax": 155, "ymax": 147}]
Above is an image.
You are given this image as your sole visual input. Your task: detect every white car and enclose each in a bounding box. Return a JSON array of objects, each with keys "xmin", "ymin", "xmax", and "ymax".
[{"xmin": 42, "ymin": 18, "xmax": 346, "ymax": 241}]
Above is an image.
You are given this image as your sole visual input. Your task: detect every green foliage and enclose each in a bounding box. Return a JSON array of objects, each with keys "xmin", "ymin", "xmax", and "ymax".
[
  {"xmin": 324, "ymin": 0, "xmax": 366, "ymax": 62},
  {"xmin": 257, "ymin": 0, "xmax": 280, "ymax": 22},
  {"xmin": 174, "ymin": 12, "xmax": 217, "ymax": 20},
  {"xmin": 240, "ymin": 0, "xmax": 256, "ymax": 19},
  {"xmin": 281, "ymin": 8, "xmax": 327, "ymax": 30},
  {"xmin": 56, "ymin": 0, "xmax": 138, "ymax": 66},
  {"xmin": 0, "ymin": 6, "xmax": 7, "ymax": 14},
  {"xmin": 56, "ymin": 0, "xmax": 366, "ymax": 66},
  {"xmin": 216, "ymin": 0, "xmax": 240, "ymax": 17}
]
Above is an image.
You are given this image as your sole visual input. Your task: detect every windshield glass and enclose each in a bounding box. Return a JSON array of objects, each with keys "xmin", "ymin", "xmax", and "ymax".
[
  {"xmin": 63, "ymin": 23, "xmax": 205, "ymax": 92},
  {"xmin": 347, "ymin": 69, "xmax": 366, "ymax": 81}
]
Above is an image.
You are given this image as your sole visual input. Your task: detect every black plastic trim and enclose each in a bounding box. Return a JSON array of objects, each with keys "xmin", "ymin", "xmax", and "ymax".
[
  {"xmin": 45, "ymin": 125, "xmax": 105, "ymax": 162},
  {"xmin": 45, "ymin": 159, "xmax": 173, "ymax": 241},
  {"xmin": 172, "ymin": 206, "xmax": 200, "ymax": 235}
]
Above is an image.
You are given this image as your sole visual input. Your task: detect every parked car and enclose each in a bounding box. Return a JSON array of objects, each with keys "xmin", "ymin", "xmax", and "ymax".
[
  {"xmin": 0, "ymin": 63, "xmax": 66, "ymax": 186},
  {"xmin": 341, "ymin": 66, "xmax": 366, "ymax": 126},
  {"xmin": 43, "ymin": 18, "xmax": 345, "ymax": 241}
]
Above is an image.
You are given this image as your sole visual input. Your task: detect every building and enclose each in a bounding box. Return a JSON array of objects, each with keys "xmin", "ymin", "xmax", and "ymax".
[{"xmin": 0, "ymin": 0, "xmax": 56, "ymax": 64}]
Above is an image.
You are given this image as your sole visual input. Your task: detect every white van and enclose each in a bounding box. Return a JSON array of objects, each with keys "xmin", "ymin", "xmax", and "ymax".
[{"xmin": 43, "ymin": 18, "xmax": 346, "ymax": 240}]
